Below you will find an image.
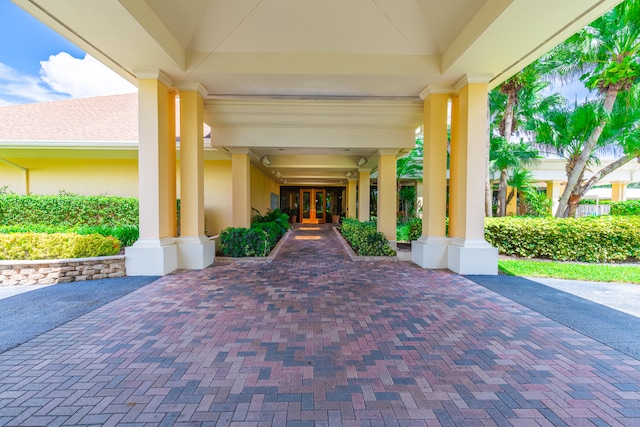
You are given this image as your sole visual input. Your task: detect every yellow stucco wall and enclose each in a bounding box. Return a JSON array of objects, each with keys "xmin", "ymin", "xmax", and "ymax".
[
  {"xmin": 0, "ymin": 158, "xmax": 138, "ymax": 196},
  {"xmin": 250, "ymin": 164, "xmax": 280, "ymax": 218},
  {"xmin": 202, "ymin": 160, "xmax": 232, "ymax": 236}
]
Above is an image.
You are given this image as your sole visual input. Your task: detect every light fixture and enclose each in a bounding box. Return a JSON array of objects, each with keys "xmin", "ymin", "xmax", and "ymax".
[
  {"xmin": 346, "ymin": 171, "xmax": 353, "ymax": 178},
  {"xmin": 275, "ymin": 170, "xmax": 282, "ymax": 178},
  {"xmin": 357, "ymin": 156, "xmax": 367, "ymax": 166},
  {"xmin": 261, "ymin": 156, "xmax": 271, "ymax": 166},
  {"xmin": 282, "ymin": 179, "xmax": 288, "ymax": 184}
]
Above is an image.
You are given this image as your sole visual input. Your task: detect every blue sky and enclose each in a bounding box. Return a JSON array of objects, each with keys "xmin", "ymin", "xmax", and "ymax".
[{"xmin": 0, "ymin": 0, "xmax": 135, "ymax": 106}]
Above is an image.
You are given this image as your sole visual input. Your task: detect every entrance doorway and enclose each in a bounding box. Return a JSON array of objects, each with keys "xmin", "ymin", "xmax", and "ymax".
[{"xmin": 300, "ymin": 189, "xmax": 326, "ymax": 224}]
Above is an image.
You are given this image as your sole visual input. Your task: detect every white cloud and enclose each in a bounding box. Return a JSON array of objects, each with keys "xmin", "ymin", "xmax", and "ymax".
[
  {"xmin": 40, "ymin": 53, "xmax": 136, "ymax": 98},
  {"xmin": 0, "ymin": 62, "xmax": 67, "ymax": 105}
]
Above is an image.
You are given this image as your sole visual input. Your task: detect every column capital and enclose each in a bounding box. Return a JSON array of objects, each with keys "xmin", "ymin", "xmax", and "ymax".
[
  {"xmin": 454, "ymin": 73, "xmax": 493, "ymax": 92},
  {"xmin": 419, "ymin": 85, "xmax": 452, "ymax": 100},
  {"xmin": 377, "ymin": 149, "xmax": 398, "ymax": 157},
  {"xmin": 178, "ymin": 82, "xmax": 208, "ymax": 98},
  {"xmin": 227, "ymin": 147, "xmax": 252, "ymax": 155},
  {"xmin": 134, "ymin": 69, "xmax": 173, "ymax": 88}
]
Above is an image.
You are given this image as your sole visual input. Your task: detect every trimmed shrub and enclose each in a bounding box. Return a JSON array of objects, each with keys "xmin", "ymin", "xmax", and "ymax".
[
  {"xmin": 0, "ymin": 225, "xmax": 139, "ymax": 248},
  {"xmin": 74, "ymin": 226, "xmax": 139, "ymax": 247},
  {"xmin": 485, "ymin": 216, "xmax": 640, "ymax": 262},
  {"xmin": 0, "ymin": 233, "xmax": 121, "ymax": 260},
  {"xmin": 0, "ymin": 195, "xmax": 138, "ymax": 227},
  {"xmin": 610, "ymin": 200, "xmax": 640, "ymax": 216},
  {"xmin": 218, "ymin": 227, "xmax": 271, "ymax": 257},
  {"xmin": 340, "ymin": 218, "xmax": 396, "ymax": 256}
]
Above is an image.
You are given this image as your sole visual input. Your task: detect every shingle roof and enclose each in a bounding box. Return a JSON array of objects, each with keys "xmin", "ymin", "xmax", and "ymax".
[{"xmin": 0, "ymin": 93, "xmax": 138, "ymax": 142}]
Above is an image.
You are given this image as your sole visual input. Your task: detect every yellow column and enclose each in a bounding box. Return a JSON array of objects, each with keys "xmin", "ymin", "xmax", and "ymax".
[
  {"xmin": 412, "ymin": 91, "xmax": 449, "ymax": 268},
  {"xmin": 231, "ymin": 149, "xmax": 251, "ymax": 228},
  {"xmin": 176, "ymin": 85, "xmax": 215, "ymax": 269},
  {"xmin": 611, "ymin": 181, "xmax": 628, "ymax": 202},
  {"xmin": 546, "ymin": 180, "xmax": 564, "ymax": 216},
  {"xmin": 125, "ymin": 71, "xmax": 178, "ymax": 276},
  {"xmin": 377, "ymin": 150, "xmax": 397, "ymax": 243},
  {"xmin": 358, "ymin": 169, "xmax": 371, "ymax": 222},
  {"xmin": 347, "ymin": 178, "xmax": 357, "ymax": 218},
  {"xmin": 447, "ymin": 76, "xmax": 497, "ymax": 275},
  {"xmin": 506, "ymin": 186, "xmax": 518, "ymax": 216}
]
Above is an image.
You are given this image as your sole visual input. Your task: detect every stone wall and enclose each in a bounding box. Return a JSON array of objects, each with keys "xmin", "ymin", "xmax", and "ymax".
[{"xmin": 0, "ymin": 256, "xmax": 125, "ymax": 286}]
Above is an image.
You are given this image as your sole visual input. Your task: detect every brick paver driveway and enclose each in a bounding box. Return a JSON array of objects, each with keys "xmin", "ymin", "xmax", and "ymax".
[{"xmin": 1, "ymin": 224, "xmax": 640, "ymax": 426}]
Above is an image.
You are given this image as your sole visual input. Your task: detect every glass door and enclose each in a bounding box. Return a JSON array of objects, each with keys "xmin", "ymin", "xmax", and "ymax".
[{"xmin": 300, "ymin": 189, "xmax": 326, "ymax": 224}]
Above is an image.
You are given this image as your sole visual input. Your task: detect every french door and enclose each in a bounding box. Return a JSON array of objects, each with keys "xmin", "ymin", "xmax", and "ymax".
[{"xmin": 300, "ymin": 189, "xmax": 326, "ymax": 224}]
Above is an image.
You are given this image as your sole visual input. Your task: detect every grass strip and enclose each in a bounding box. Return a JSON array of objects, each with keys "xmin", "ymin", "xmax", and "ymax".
[{"xmin": 498, "ymin": 259, "xmax": 640, "ymax": 284}]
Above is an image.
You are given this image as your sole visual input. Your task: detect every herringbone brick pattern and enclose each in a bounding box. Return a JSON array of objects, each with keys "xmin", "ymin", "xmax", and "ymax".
[{"xmin": 1, "ymin": 224, "xmax": 640, "ymax": 426}]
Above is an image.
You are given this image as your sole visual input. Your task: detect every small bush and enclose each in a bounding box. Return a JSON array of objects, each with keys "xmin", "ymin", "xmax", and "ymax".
[
  {"xmin": 396, "ymin": 218, "xmax": 422, "ymax": 242},
  {"xmin": 610, "ymin": 200, "xmax": 640, "ymax": 216},
  {"xmin": 0, "ymin": 194, "xmax": 138, "ymax": 227},
  {"xmin": 218, "ymin": 227, "xmax": 270, "ymax": 257},
  {"xmin": 340, "ymin": 218, "xmax": 396, "ymax": 256},
  {"xmin": 74, "ymin": 226, "xmax": 139, "ymax": 247},
  {"xmin": 485, "ymin": 216, "xmax": 640, "ymax": 262},
  {"xmin": 0, "ymin": 225, "xmax": 139, "ymax": 248},
  {"xmin": 251, "ymin": 222, "xmax": 280, "ymax": 250},
  {"xmin": 0, "ymin": 233, "xmax": 121, "ymax": 260}
]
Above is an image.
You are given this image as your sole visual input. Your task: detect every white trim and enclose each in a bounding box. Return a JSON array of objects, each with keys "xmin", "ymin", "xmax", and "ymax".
[
  {"xmin": 133, "ymin": 70, "xmax": 173, "ymax": 88},
  {"xmin": 454, "ymin": 74, "xmax": 493, "ymax": 92}
]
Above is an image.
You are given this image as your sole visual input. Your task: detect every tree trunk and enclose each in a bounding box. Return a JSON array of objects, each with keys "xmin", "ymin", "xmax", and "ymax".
[
  {"xmin": 575, "ymin": 153, "xmax": 639, "ymax": 200},
  {"xmin": 485, "ymin": 105, "xmax": 493, "ymax": 217},
  {"xmin": 555, "ymin": 87, "xmax": 620, "ymax": 217},
  {"xmin": 498, "ymin": 169, "xmax": 508, "ymax": 216}
]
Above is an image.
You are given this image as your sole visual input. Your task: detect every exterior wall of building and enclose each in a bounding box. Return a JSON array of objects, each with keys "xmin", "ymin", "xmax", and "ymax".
[
  {"xmin": 0, "ymin": 157, "xmax": 138, "ymax": 196},
  {"xmin": 250, "ymin": 164, "xmax": 280, "ymax": 218},
  {"xmin": 203, "ymin": 159, "xmax": 232, "ymax": 236}
]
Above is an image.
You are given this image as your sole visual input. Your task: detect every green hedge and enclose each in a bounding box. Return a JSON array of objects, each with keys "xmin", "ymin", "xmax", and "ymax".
[
  {"xmin": 397, "ymin": 218, "xmax": 422, "ymax": 242},
  {"xmin": 340, "ymin": 218, "xmax": 396, "ymax": 256},
  {"xmin": 0, "ymin": 225, "xmax": 139, "ymax": 248},
  {"xmin": 0, "ymin": 233, "xmax": 121, "ymax": 260},
  {"xmin": 218, "ymin": 227, "xmax": 271, "ymax": 257},
  {"xmin": 610, "ymin": 200, "xmax": 640, "ymax": 216},
  {"xmin": 0, "ymin": 195, "xmax": 138, "ymax": 227},
  {"xmin": 485, "ymin": 216, "xmax": 640, "ymax": 262}
]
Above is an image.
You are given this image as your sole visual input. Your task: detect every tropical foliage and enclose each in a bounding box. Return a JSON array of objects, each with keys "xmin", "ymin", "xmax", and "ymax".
[{"xmin": 538, "ymin": 0, "xmax": 640, "ymax": 217}]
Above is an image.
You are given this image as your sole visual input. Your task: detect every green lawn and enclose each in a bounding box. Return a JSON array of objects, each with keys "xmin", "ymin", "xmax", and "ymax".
[{"xmin": 498, "ymin": 259, "xmax": 640, "ymax": 284}]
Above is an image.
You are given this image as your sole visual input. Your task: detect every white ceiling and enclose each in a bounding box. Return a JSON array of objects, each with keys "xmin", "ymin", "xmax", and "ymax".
[{"xmin": 12, "ymin": 0, "xmax": 623, "ymax": 185}]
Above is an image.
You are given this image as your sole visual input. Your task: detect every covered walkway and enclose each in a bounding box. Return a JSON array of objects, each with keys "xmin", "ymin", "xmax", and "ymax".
[{"xmin": 1, "ymin": 226, "xmax": 640, "ymax": 425}]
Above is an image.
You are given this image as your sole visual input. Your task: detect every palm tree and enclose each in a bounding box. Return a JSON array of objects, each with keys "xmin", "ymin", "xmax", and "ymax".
[
  {"xmin": 533, "ymin": 93, "xmax": 640, "ymax": 216},
  {"xmin": 489, "ymin": 136, "xmax": 541, "ymax": 216},
  {"xmin": 488, "ymin": 63, "xmax": 562, "ymax": 217},
  {"xmin": 540, "ymin": 0, "xmax": 640, "ymax": 217}
]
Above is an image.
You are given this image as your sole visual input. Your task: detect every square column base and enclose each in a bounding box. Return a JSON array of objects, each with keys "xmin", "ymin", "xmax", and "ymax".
[
  {"xmin": 177, "ymin": 236, "xmax": 215, "ymax": 269},
  {"xmin": 125, "ymin": 238, "xmax": 178, "ymax": 276},
  {"xmin": 411, "ymin": 236, "xmax": 450, "ymax": 269},
  {"xmin": 447, "ymin": 238, "xmax": 498, "ymax": 275}
]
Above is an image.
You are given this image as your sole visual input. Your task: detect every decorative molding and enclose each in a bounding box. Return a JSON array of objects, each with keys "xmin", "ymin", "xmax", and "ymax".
[
  {"xmin": 178, "ymin": 82, "xmax": 208, "ymax": 98},
  {"xmin": 454, "ymin": 73, "xmax": 493, "ymax": 92},
  {"xmin": 133, "ymin": 69, "xmax": 173, "ymax": 88},
  {"xmin": 419, "ymin": 85, "xmax": 452, "ymax": 100}
]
